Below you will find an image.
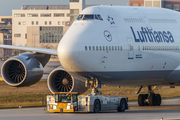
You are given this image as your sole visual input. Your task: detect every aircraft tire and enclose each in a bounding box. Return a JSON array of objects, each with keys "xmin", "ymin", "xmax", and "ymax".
[
  {"xmin": 155, "ymin": 94, "xmax": 161, "ymax": 106},
  {"xmin": 144, "ymin": 94, "xmax": 149, "ymax": 106},
  {"xmin": 138, "ymin": 94, "xmax": 145, "ymax": 106},
  {"xmin": 149, "ymin": 93, "xmax": 155, "ymax": 106}
]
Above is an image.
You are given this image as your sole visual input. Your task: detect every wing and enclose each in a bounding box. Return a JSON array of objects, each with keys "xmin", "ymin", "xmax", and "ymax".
[{"xmin": 0, "ymin": 44, "xmax": 57, "ymax": 55}]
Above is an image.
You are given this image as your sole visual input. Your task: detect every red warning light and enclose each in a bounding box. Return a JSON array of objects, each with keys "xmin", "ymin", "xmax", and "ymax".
[
  {"xmin": 111, "ymin": 4, "xmax": 112, "ymax": 6},
  {"xmin": 106, "ymin": 51, "xmax": 108, "ymax": 53}
]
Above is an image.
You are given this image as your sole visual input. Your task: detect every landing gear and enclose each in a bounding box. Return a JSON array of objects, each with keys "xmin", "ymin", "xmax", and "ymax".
[
  {"xmin": 148, "ymin": 93, "xmax": 161, "ymax": 106},
  {"xmin": 137, "ymin": 86, "xmax": 161, "ymax": 106},
  {"xmin": 138, "ymin": 94, "xmax": 149, "ymax": 106},
  {"xmin": 85, "ymin": 78, "xmax": 102, "ymax": 96}
]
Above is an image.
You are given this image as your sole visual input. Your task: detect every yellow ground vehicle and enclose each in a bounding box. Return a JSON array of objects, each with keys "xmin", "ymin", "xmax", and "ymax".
[
  {"xmin": 45, "ymin": 92, "xmax": 128, "ymax": 113},
  {"xmin": 46, "ymin": 92, "xmax": 78, "ymax": 113}
]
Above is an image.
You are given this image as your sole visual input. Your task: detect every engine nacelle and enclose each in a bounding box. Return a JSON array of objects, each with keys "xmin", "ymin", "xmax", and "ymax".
[
  {"xmin": 48, "ymin": 67, "xmax": 88, "ymax": 94},
  {"xmin": 1, "ymin": 53, "xmax": 44, "ymax": 87}
]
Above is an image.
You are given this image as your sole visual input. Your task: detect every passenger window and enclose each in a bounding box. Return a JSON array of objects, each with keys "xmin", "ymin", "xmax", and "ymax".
[
  {"xmin": 89, "ymin": 46, "xmax": 91, "ymax": 51},
  {"xmin": 83, "ymin": 15, "xmax": 94, "ymax": 20},
  {"xmin": 131, "ymin": 46, "xmax": 133, "ymax": 50},
  {"xmin": 118, "ymin": 46, "xmax": 120, "ymax": 51},
  {"xmin": 85, "ymin": 46, "xmax": 87, "ymax": 51},
  {"xmin": 103, "ymin": 46, "xmax": 105, "ymax": 51},
  {"xmin": 143, "ymin": 46, "xmax": 144, "ymax": 50},
  {"xmin": 115, "ymin": 46, "xmax": 117, "ymax": 51},
  {"xmin": 112, "ymin": 46, "xmax": 114, "ymax": 50},
  {"xmin": 99, "ymin": 46, "xmax": 102, "ymax": 51},
  {"xmin": 96, "ymin": 46, "xmax": 98, "ymax": 51},
  {"xmin": 106, "ymin": 46, "xmax": 108, "ymax": 51},
  {"xmin": 121, "ymin": 46, "xmax": 122, "ymax": 50},
  {"xmin": 109, "ymin": 46, "xmax": 111, "ymax": 51},
  {"xmin": 93, "ymin": 46, "xmax": 95, "ymax": 51},
  {"xmin": 138, "ymin": 46, "xmax": 140, "ymax": 50}
]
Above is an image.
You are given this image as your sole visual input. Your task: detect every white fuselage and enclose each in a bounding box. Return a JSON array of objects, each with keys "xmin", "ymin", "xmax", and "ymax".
[{"xmin": 58, "ymin": 6, "xmax": 180, "ymax": 86}]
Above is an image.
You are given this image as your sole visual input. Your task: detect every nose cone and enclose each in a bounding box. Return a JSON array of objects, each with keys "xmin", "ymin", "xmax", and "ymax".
[{"xmin": 57, "ymin": 41, "xmax": 79, "ymax": 71}]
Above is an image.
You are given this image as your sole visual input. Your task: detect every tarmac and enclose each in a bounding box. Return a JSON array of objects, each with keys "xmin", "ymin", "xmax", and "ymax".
[
  {"xmin": 1, "ymin": 97, "xmax": 180, "ymax": 120},
  {"xmin": 1, "ymin": 61, "xmax": 180, "ymax": 119}
]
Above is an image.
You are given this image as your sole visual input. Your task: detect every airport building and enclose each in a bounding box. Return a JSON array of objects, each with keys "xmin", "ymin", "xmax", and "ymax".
[
  {"xmin": 130, "ymin": 0, "xmax": 180, "ymax": 12},
  {"xmin": 12, "ymin": 0, "xmax": 86, "ymax": 49},
  {"xmin": 0, "ymin": 16, "xmax": 12, "ymax": 59}
]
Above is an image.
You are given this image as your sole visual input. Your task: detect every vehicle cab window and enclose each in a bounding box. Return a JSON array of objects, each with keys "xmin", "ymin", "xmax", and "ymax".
[{"xmin": 55, "ymin": 94, "xmax": 78, "ymax": 103}]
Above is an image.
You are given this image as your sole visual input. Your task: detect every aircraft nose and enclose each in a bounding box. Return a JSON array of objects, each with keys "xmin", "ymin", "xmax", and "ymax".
[{"xmin": 57, "ymin": 41, "xmax": 79, "ymax": 69}]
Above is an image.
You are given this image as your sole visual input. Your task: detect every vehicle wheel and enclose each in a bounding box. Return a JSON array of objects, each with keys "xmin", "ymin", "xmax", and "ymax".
[
  {"xmin": 149, "ymin": 93, "xmax": 155, "ymax": 106},
  {"xmin": 155, "ymin": 94, "xmax": 161, "ymax": 106},
  {"xmin": 94, "ymin": 99, "xmax": 100, "ymax": 113},
  {"xmin": 138, "ymin": 94, "xmax": 145, "ymax": 106},
  {"xmin": 117, "ymin": 98, "xmax": 126, "ymax": 112}
]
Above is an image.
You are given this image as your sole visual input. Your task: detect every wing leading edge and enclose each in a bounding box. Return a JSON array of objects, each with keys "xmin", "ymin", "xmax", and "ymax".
[{"xmin": 0, "ymin": 45, "xmax": 57, "ymax": 55}]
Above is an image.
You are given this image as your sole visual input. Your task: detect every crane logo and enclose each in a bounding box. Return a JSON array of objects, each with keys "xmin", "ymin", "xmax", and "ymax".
[{"xmin": 104, "ymin": 30, "xmax": 112, "ymax": 42}]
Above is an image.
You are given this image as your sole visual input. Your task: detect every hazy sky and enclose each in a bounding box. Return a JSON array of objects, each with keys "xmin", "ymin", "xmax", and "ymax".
[{"xmin": 0, "ymin": 0, "xmax": 128, "ymax": 16}]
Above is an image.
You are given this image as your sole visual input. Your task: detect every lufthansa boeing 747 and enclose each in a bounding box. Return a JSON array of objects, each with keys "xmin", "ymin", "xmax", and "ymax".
[{"xmin": 0, "ymin": 6, "xmax": 180, "ymax": 106}]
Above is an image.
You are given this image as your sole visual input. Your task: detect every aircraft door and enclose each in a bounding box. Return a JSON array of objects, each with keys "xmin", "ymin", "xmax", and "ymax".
[{"xmin": 127, "ymin": 37, "xmax": 134, "ymax": 59}]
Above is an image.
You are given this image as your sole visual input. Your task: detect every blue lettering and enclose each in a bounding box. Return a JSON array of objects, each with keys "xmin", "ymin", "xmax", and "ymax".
[
  {"xmin": 167, "ymin": 31, "xmax": 174, "ymax": 43},
  {"xmin": 130, "ymin": 26, "xmax": 175, "ymax": 43},
  {"xmin": 141, "ymin": 27, "xmax": 148, "ymax": 42},
  {"xmin": 148, "ymin": 29, "xmax": 155, "ymax": 42},
  {"xmin": 158, "ymin": 31, "xmax": 164, "ymax": 42},
  {"xmin": 163, "ymin": 31, "xmax": 169, "ymax": 43},
  {"xmin": 130, "ymin": 27, "xmax": 140, "ymax": 42}
]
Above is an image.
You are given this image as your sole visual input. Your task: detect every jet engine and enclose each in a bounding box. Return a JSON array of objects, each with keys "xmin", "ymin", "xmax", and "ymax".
[
  {"xmin": 1, "ymin": 53, "xmax": 50, "ymax": 87},
  {"xmin": 48, "ymin": 67, "xmax": 88, "ymax": 94}
]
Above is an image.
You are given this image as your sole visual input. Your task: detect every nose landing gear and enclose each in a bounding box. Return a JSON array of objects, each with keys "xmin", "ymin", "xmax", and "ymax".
[
  {"xmin": 85, "ymin": 78, "xmax": 102, "ymax": 96},
  {"xmin": 137, "ymin": 86, "xmax": 161, "ymax": 106}
]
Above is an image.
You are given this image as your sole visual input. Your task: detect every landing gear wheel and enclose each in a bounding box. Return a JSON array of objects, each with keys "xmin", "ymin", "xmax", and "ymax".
[
  {"xmin": 155, "ymin": 94, "xmax": 161, "ymax": 106},
  {"xmin": 144, "ymin": 94, "xmax": 149, "ymax": 106},
  {"xmin": 94, "ymin": 99, "xmax": 100, "ymax": 113},
  {"xmin": 149, "ymin": 93, "xmax": 155, "ymax": 106},
  {"xmin": 149, "ymin": 93, "xmax": 161, "ymax": 106},
  {"xmin": 117, "ymin": 98, "xmax": 126, "ymax": 112},
  {"xmin": 138, "ymin": 94, "xmax": 145, "ymax": 106}
]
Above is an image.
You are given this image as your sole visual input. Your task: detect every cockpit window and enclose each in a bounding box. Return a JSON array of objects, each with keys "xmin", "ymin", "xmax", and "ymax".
[
  {"xmin": 76, "ymin": 14, "xmax": 84, "ymax": 20},
  {"xmin": 76, "ymin": 14, "xmax": 103, "ymax": 21},
  {"xmin": 83, "ymin": 15, "xmax": 94, "ymax": 20},
  {"xmin": 97, "ymin": 14, "xmax": 103, "ymax": 20},
  {"xmin": 95, "ymin": 15, "xmax": 98, "ymax": 20}
]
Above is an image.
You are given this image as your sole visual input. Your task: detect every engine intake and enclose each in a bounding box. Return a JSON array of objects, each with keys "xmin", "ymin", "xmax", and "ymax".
[
  {"xmin": 1, "ymin": 53, "xmax": 44, "ymax": 87},
  {"xmin": 48, "ymin": 67, "xmax": 88, "ymax": 94}
]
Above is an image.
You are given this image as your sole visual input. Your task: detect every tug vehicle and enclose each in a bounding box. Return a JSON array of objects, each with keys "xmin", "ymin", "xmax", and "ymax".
[{"xmin": 45, "ymin": 92, "xmax": 128, "ymax": 113}]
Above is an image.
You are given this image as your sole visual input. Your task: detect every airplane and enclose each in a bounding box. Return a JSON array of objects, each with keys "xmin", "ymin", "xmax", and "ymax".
[{"xmin": 0, "ymin": 6, "xmax": 180, "ymax": 107}]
